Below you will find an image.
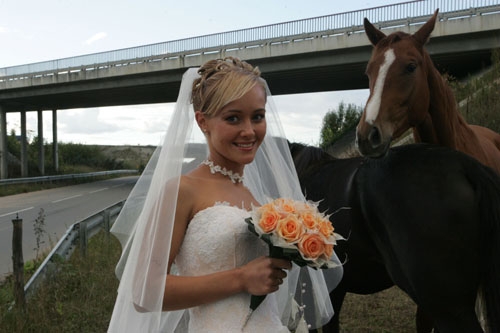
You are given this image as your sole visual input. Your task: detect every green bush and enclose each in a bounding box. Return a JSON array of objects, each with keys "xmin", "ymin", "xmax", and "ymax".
[
  {"xmin": 319, "ymin": 102, "xmax": 363, "ymax": 149},
  {"xmin": 449, "ymin": 49, "xmax": 500, "ymax": 132},
  {"xmin": 5, "ymin": 140, "xmax": 136, "ymax": 177}
]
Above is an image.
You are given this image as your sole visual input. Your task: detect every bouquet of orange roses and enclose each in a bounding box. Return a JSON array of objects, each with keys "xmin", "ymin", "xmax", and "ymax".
[{"xmin": 245, "ymin": 198, "xmax": 343, "ymax": 313}]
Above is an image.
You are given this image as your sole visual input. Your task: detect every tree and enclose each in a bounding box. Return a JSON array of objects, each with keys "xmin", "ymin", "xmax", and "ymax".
[
  {"xmin": 7, "ymin": 129, "xmax": 21, "ymax": 158},
  {"xmin": 319, "ymin": 102, "xmax": 363, "ymax": 150}
]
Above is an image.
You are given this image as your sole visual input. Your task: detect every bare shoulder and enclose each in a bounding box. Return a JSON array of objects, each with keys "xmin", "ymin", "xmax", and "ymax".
[
  {"xmin": 177, "ymin": 175, "xmax": 196, "ymax": 217},
  {"xmin": 178, "ymin": 175, "xmax": 194, "ymax": 196},
  {"xmin": 177, "ymin": 174, "xmax": 211, "ymax": 222},
  {"xmin": 178, "ymin": 174, "xmax": 207, "ymax": 198}
]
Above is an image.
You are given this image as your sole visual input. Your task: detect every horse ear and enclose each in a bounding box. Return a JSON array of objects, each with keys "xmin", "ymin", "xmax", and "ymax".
[
  {"xmin": 413, "ymin": 9, "xmax": 439, "ymax": 45},
  {"xmin": 364, "ymin": 17, "xmax": 386, "ymax": 46}
]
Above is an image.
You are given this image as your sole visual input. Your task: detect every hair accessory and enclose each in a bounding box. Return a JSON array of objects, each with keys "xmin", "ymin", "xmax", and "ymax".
[{"xmin": 201, "ymin": 159, "xmax": 244, "ymax": 184}]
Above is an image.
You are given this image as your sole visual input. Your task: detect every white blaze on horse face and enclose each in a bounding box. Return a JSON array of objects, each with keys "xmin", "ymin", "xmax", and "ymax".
[{"xmin": 365, "ymin": 48, "xmax": 396, "ymax": 125}]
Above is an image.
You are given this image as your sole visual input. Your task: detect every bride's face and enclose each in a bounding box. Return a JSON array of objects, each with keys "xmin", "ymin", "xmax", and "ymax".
[{"xmin": 200, "ymin": 85, "xmax": 267, "ymax": 168}]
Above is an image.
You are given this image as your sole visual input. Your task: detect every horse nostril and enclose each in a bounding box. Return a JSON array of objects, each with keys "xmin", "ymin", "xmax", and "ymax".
[{"xmin": 368, "ymin": 127, "xmax": 381, "ymax": 147}]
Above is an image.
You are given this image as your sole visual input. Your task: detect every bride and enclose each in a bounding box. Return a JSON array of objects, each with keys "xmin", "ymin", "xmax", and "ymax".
[{"xmin": 108, "ymin": 57, "xmax": 343, "ymax": 332}]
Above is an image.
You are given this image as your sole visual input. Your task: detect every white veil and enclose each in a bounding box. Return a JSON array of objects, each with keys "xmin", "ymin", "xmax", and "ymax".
[{"xmin": 108, "ymin": 67, "xmax": 343, "ymax": 332}]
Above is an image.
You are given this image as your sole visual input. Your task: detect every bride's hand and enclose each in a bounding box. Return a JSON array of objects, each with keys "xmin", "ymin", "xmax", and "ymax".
[{"xmin": 239, "ymin": 256, "xmax": 292, "ymax": 296}]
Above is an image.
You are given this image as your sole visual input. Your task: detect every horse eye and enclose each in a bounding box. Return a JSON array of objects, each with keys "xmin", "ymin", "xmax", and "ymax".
[{"xmin": 406, "ymin": 63, "xmax": 417, "ymax": 73}]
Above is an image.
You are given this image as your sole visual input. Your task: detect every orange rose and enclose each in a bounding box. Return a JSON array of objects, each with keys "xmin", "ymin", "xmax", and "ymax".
[
  {"xmin": 298, "ymin": 233, "xmax": 326, "ymax": 260},
  {"xmin": 275, "ymin": 198, "xmax": 296, "ymax": 214},
  {"xmin": 300, "ymin": 211, "xmax": 317, "ymax": 229},
  {"xmin": 318, "ymin": 220, "xmax": 334, "ymax": 238},
  {"xmin": 276, "ymin": 215, "xmax": 304, "ymax": 243},
  {"xmin": 259, "ymin": 202, "xmax": 274, "ymax": 212},
  {"xmin": 258, "ymin": 209, "xmax": 281, "ymax": 233},
  {"xmin": 324, "ymin": 243, "xmax": 334, "ymax": 259}
]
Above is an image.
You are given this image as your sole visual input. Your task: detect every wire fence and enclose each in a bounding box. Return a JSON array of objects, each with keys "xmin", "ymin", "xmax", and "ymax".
[{"xmin": 0, "ymin": 0, "xmax": 498, "ymax": 78}]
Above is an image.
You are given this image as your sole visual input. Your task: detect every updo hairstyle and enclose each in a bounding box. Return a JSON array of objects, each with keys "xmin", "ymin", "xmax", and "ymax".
[{"xmin": 191, "ymin": 57, "xmax": 265, "ymax": 117}]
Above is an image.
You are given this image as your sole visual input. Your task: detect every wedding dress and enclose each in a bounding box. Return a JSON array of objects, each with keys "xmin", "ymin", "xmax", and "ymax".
[
  {"xmin": 174, "ymin": 203, "xmax": 289, "ymax": 333},
  {"xmin": 108, "ymin": 67, "xmax": 342, "ymax": 332}
]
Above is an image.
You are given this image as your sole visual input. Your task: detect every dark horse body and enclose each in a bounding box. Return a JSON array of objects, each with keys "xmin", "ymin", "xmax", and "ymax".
[
  {"xmin": 289, "ymin": 143, "xmax": 394, "ymax": 331},
  {"xmin": 291, "ymin": 143, "xmax": 500, "ymax": 333}
]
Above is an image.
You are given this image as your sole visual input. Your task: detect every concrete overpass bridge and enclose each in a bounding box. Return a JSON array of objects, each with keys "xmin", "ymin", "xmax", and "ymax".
[{"xmin": 0, "ymin": 0, "xmax": 499, "ymax": 178}]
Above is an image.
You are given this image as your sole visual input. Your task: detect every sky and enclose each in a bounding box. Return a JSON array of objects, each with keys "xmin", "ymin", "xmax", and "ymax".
[{"xmin": 0, "ymin": 0, "xmax": 403, "ymax": 146}]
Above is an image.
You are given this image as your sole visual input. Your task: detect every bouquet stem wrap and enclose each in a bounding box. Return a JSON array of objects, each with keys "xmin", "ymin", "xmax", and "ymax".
[{"xmin": 248, "ymin": 243, "xmax": 285, "ymax": 311}]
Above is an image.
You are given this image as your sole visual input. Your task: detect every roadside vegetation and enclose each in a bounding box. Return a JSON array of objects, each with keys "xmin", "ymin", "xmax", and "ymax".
[
  {"xmin": 0, "ymin": 141, "xmax": 153, "ymax": 197},
  {"xmin": 319, "ymin": 102, "xmax": 363, "ymax": 150},
  {"xmin": 0, "ymin": 231, "xmax": 120, "ymax": 333},
  {"xmin": 6, "ymin": 137, "xmax": 138, "ymax": 177},
  {"xmin": 450, "ymin": 49, "xmax": 500, "ymax": 132}
]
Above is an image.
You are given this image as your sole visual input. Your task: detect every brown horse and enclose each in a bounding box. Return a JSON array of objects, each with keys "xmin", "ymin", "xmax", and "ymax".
[{"xmin": 356, "ymin": 10, "xmax": 500, "ymax": 174}]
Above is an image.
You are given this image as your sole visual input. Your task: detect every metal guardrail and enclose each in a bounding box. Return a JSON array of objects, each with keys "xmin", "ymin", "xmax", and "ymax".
[
  {"xmin": 0, "ymin": 0, "xmax": 498, "ymax": 79},
  {"xmin": 0, "ymin": 169, "xmax": 137, "ymax": 186},
  {"xmin": 23, "ymin": 200, "xmax": 125, "ymax": 299}
]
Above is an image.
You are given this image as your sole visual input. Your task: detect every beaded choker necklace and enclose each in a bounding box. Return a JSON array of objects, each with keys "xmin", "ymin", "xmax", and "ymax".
[{"xmin": 201, "ymin": 159, "xmax": 244, "ymax": 184}]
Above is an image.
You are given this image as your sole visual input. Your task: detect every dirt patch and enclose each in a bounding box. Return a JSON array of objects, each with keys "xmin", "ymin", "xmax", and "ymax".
[{"xmin": 98, "ymin": 145, "xmax": 156, "ymax": 170}]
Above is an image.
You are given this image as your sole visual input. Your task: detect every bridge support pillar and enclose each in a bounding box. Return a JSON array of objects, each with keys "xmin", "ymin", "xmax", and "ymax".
[
  {"xmin": 20, "ymin": 111, "xmax": 28, "ymax": 177},
  {"xmin": 52, "ymin": 110, "xmax": 59, "ymax": 173},
  {"xmin": 0, "ymin": 107, "xmax": 7, "ymax": 179},
  {"xmin": 37, "ymin": 110, "xmax": 44, "ymax": 176}
]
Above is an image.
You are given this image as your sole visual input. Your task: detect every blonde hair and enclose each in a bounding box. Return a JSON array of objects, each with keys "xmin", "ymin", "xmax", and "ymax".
[{"xmin": 191, "ymin": 57, "xmax": 265, "ymax": 116}]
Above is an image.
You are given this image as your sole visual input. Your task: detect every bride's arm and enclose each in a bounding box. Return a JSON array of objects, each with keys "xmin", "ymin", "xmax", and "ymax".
[
  {"xmin": 163, "ymin": 257, "xmax": 289, "ymax": 311},
  {"xmin": 162, "ymin": 181, "xmax": 291, "ymax": 311}
]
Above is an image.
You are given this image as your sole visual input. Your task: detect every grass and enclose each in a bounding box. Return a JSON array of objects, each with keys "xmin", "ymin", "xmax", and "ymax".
[
  {"xmin": 0, "ymin": 228, "xmax": 416, "ymax": 332},
  {"xmin": 0, "ymin": 230, "xmax": 121, "ymax": 333},
  {"xmin": 340, "ymin": 288, "xmax": 416, "ymax": 332}
]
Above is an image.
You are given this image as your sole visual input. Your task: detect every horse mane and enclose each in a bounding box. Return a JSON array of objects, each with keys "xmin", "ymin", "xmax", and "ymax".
[
  {"xmin": 421, "ymin": 47, "xmax": 470, "ymax": 149},
  {"xmin": 288, "ymin": 141, "xmax": 336, "ymax": 178}
]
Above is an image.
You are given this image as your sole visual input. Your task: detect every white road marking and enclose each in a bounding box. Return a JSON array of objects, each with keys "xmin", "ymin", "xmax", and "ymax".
[
  {"xmin": 89, "ymin": 188, "xmax": 109, "ymax": 194},
  {"xmin": 0, "ymin": 206, "xmax": 35, "ymax": 218},
  {"xmin": 52, "ymin": 194, "xmax": 83, "ymax": 203}
]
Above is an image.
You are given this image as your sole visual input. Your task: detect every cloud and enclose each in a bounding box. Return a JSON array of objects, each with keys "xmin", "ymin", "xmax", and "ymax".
[
  {"xmin": 9, "ymin": 91, "xmax": 369, "ymax": 146},
  {"xmin": 58, "ymin": 108, "xmax": 120, "ymax": 134},
  {"xmin": 84, "ymin": 32, "xmax": 107, "ymax": 45},
  {"xmin": 0, "ymin": 26, "xmax": 7, "ymax": 33},
  {"xmin": 273, "ymin": 90, "xmax": 369, "ymax": 145}
]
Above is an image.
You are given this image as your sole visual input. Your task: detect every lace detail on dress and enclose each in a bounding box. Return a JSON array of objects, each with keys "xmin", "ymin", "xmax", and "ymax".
[{"xmin": 174, "ymin": 204, "xmax": 289, "ymax": 332}]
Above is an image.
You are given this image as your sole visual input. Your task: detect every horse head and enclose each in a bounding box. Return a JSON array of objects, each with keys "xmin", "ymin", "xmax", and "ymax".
[{"xmin": 356, "ymin": 10, "xmax": 439, "ymax": 157}]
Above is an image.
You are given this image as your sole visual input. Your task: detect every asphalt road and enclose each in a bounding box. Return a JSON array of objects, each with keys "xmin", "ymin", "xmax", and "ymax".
[{"xmin": 0, "ymin": 176, "xmax": 138, "ymax": 280}]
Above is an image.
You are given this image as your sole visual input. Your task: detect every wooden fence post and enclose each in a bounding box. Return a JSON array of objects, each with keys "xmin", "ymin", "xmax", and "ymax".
[
  {"xmin": 103, "ymin": 209, "xmax": 110, "ymax": 233},
  {"xmin": 11, "ymin": 215, "xmax": 26, "ymax": 311},
  {"xmin": 79, "ymin": 220, "xmax": 88, "ymax": 258}
]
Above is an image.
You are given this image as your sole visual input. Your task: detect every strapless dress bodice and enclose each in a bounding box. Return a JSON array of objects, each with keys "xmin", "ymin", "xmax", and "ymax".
[{"xmin": 174, "ymin": 204, "xmax": 289, "ymax": 332}]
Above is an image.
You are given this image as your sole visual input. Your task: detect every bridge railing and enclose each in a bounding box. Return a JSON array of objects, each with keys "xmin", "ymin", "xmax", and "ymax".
[{"xmin": 0, "ymin": 0, "xmax": 499, "ymax": 79}]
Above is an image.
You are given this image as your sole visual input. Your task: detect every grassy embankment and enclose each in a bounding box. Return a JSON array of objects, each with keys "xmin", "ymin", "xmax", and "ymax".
[{"xmin": 0, "ymin": 230, "xmax": 416, "ymax": 332}]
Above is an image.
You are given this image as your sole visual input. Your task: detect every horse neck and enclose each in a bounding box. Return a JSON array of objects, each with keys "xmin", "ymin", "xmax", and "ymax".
[{"xmin": 416, "ymin": 55, "xmax": 474, "ymax": 149}]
